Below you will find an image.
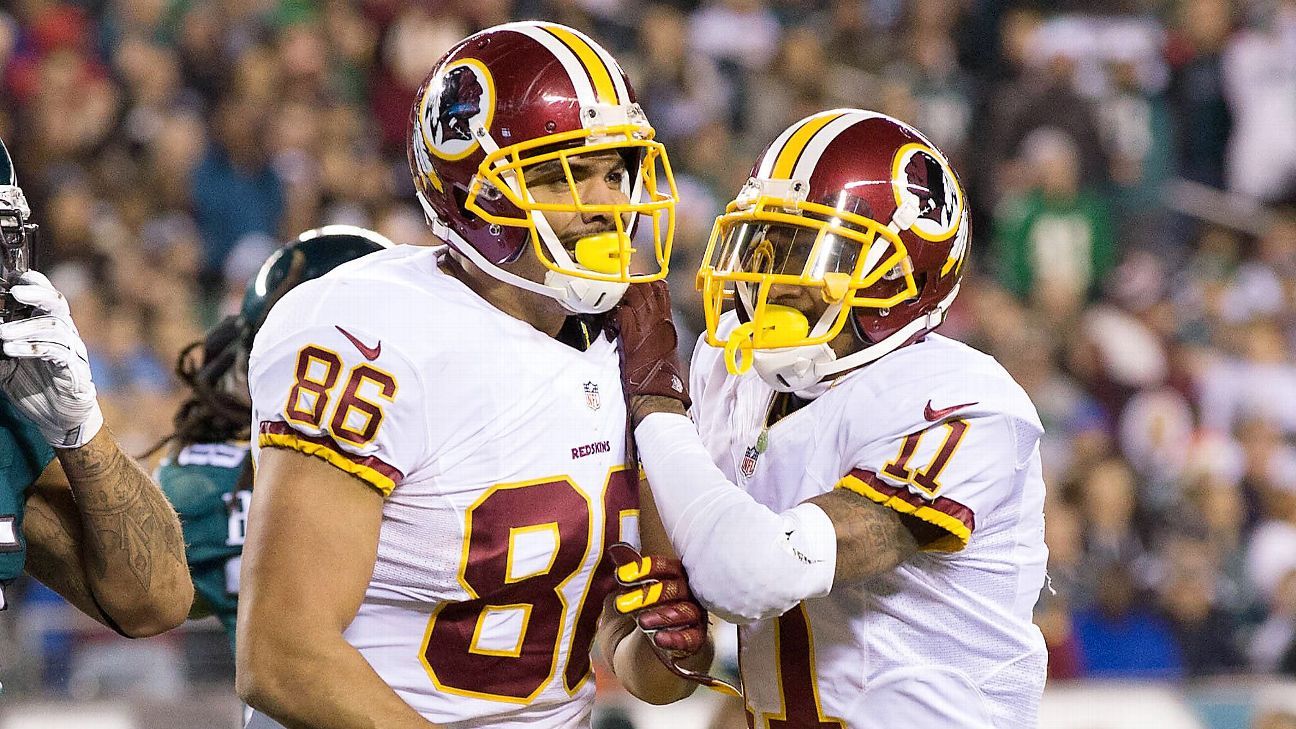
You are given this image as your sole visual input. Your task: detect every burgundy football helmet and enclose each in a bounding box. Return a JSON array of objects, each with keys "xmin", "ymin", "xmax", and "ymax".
[
  {"xmin": 408, "ymin": 21, "xmax": 677, "ymax": 314},
  {"xmin": 696, "ymin": 109, "xmax": 970, "ymax": 392}
]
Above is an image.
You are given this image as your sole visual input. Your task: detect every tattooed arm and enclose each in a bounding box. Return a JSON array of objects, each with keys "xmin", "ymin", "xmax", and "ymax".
[
  {"xmin": 23, "ymin": 429, "xmax": 192, "ymax": 637},
  {"xmin": 807, "ymin": 489, "xmax": 945, "ymax": 584},
  {"xmin": 630, "ymin": 407, "xmax": 955, "ymax": 623}
]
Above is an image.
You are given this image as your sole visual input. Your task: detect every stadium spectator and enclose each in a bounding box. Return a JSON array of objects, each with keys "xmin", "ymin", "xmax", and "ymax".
[
  {"xmin": 982, "ymin": 14, "xmax": 1111, "ymax": 207},
  {"xmin": 630, "ymin": 4, "xmax": 727, "ymax": 146},
  {"xmin": 688, "ymin": 0, "xmax": 781, "ymax": 131},
  {"xmin": 1073, "ymin": 562, "xmax": 1185, "ymax": 678},
  {"xmin": 890, "ymin": 11, "xmax": 975, "ymax": 164},
  {"xmin": 1077, "ymin": 459, "xmax": 1154, "ymax": 596},
  {"xmin": 1246, "ymin": 473, "xmax": 1296, "ymax": 604},
  {"xmin": 1166, "ymin": 0, "xmax": 1234, "ymax": 188},
  {"xmin": 1249, "ymin": 569, "xmax": 1296, "ymax": 674},
  {"xmin": 992, "ymin": 127, "xmax": 1118, "ymax": 322},
  {"xmin": 1159, "ymin": 537, "xmax": 1247, "ymax": 676},
  {"xmin": 190, "ymin": 95, "xmax": 284, "ymax": 290},
  {"xmin": 1221, "ymin": 2, "xmax": 1296, "ymax": 203}
]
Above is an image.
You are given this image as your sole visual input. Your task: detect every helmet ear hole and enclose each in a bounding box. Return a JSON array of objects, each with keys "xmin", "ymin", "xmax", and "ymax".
[
  {"xmin": 911, "ymin": 272, "xmax": 928, "ymax": 301},
  {"xmin": 452, "ymin": 185, "xmax": 485, "ymax": 225},
  {"xmin": 850, "ymin": 272, "xmax": 929, "ymax": 344}
]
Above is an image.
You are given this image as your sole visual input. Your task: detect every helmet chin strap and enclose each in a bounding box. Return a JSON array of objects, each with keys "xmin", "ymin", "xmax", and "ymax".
[
  {"xmin": 747, "ymin": 283, "xmax": 961, "ymax": 398},
  {"xmin": 416, "ymin": 191, "xmax": 626, "ymax": 315},
  {"xmin": 751, "ymin": 344, "xmax": 837, "ymax": 397},
  {"xmin": 544, "ymin": 269, "xmax": 627, "ymax": 314},
  {"xmin": 529, "ymin": 205, "xmax": 627, "ymax": 314},
  {"xmin": 733, "ymin": 282, "xmax": 840, "ymax": 397}
]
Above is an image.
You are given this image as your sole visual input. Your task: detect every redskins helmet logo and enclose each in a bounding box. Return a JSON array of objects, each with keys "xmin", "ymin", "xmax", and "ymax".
[
  {"xmin": 420, "ymin": 59, "xmax": 495, "ymax": 161},
  {"xmin": 891, "ymin": 143, "xmax": 963, "ymax": 242}
]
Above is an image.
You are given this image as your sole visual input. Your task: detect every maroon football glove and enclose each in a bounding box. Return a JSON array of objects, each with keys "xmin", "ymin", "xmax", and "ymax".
[
  {"xmin": 608, "ymin": 542, "xmax": 706, "ymax": 655},
  {"xmin": 607, "ymin": 542, "xmax": 742, "ymax": 697},
  {"xmin": 613, "ymin": 281, "xmax": 690, "ymax": 410}
]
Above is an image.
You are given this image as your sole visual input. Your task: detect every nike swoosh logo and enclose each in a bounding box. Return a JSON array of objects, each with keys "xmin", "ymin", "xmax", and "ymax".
[
  {"xmin": 924, "ymin": 399, "xmax": 977, "ymax": 421},
  {"xmin": 335, "ymin": 326, "xmax": 381, "ymax": 361}
]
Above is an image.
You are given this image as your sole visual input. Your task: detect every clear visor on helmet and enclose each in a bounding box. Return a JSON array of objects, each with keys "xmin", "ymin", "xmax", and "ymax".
[
  {"xmin": 465, "ymin": 123, "xmax": 677, "ymax": 283},
  {"xmin": 711, "ymin": 220, "xmax": 865, "ymax": 283},
  {"xmin": 698, "ymin": 193, "xmax": 918, "ymax": 353}
]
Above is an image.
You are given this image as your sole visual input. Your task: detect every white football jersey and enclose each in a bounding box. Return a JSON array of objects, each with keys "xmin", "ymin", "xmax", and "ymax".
[
  {"xmin": 690, "ymin": 314, "xmax": 1048, "ymax": 729},
  {"xmin": 248, "ymin": 246, "xmax": 639, "ymax": 728}
]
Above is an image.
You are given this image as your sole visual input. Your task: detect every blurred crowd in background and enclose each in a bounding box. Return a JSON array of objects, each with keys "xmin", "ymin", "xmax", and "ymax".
[{"xmin": 1, "ymin": 0, "xmax": 1296, "ymax": 716}]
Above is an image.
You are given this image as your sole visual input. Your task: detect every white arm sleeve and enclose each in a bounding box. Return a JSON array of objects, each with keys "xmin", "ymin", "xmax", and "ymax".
[{"xmin": 635, "ymin": 412, "xmax": 837, "ymax": 623}]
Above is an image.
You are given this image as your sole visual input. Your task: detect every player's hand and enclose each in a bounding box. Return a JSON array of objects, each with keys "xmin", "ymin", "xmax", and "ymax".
[
  {"xmin": 607, "ymin": 542, "xmax": 742, "ymax": 697},
  {"xmin": 613, "ymin": 281, "xmax": 690, "ymax": 413},
  {"xmin": 608, "ymin": 542, "xmax": 707, "ymax": 657},
  {"xmin": 0, "ymin": 270, "xmax": 103, "ymax": 448}
]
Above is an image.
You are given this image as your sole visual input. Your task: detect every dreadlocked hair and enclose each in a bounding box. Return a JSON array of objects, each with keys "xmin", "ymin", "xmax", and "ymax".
[{"xmin": 142, "ymin": 316, "xmax": 252, "ymax": 459}]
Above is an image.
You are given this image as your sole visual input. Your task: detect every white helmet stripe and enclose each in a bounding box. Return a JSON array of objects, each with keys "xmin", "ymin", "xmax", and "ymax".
[
  {"xmin": 791, "ymin": 111, "xmax": 878, "ymax": 181},
  {"xmin": 561, "ymin": 25, "xmax": 629, "ymax": 104},
  {"xmin": 755, "ymin": 115, "xmax": 816, "ymax": 178},
  {"xmin": 499, "ymin": 22, "xmax": 599, "ymax": 107}
]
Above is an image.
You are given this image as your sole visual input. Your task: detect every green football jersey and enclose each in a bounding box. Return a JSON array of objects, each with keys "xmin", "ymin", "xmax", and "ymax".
[
  {"xmin": 0, "ymin": 394, "xmax": 56, "ymax": 609},
  {"xmin": 156, "ymin": 441, "xmax": 250, "ymax": 649}
]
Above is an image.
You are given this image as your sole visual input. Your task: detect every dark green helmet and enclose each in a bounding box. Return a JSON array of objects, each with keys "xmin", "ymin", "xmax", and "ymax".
[
  {"xmin": 239, "ymin": 225, "xmax": 394, "ymax": 347},
  {"xmin": 158, "ymin": 226, "xmax": 393, "ymax": 451}
]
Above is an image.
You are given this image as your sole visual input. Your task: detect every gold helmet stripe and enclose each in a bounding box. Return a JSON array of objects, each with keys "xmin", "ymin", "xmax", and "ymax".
[
  {"xmin": 544, "ymin": 24, "xmax": 619, "ymax": 105},
  {"xmin": 770, "ymin": 111, "xmax": 847, "ymax": 180},
  {"xmin": 564, "ymin": 25, "xmax": 631, "ymax": 104},
  {"xmin": 791, "ymin": 110, "xmax": 884, "ymax": 181},
  {"xmin": 503, "ymin": 22, "xmax": 598, "ymax": 106}
]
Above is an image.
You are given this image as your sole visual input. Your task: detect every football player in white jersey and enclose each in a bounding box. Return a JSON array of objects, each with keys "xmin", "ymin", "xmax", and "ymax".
[
  {"xmin": 613, "ymin": 110, "xmax": 1049, "ymax": 729},
  {"xmin": 236, "ymin": 22, "xmax": 712, "ymax": 729}
]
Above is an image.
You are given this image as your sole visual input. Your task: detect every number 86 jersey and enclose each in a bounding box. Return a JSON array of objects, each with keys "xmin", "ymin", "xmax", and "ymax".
[{"xmin": 249, "ymin": 247, "xmax": 639, "ymax": 728}]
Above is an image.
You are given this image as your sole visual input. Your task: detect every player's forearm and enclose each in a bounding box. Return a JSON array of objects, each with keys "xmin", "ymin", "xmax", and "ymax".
[
  {"xmin": 56, "ymin": 427, "xmax": 192, "ymax": 636},
  {"xmin": 614, "ymin": 628, "xmax": 711, "ymax": 704},
  {"xmin": 632, "ymin": 412, "xmax": 836, "ymax": 623},
  {"xmin": 807, "ymin": 489, "xmax": 918, "ymax": 583},
  {"xmin": 22, "ymin": 483, "xmax": 120, "ymax": 627},
  {"xmin": 596, "ymin": 608, "xmax": 709, "ymax": 704},
  {"xmin": 238, "ymin": 627, "xmax": 440, "ymax": 729}
]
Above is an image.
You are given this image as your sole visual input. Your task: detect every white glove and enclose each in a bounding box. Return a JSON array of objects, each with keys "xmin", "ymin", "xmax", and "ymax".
[{"xmin": 0, "ymin": 271, "xmax": 103, "ymax": 448}]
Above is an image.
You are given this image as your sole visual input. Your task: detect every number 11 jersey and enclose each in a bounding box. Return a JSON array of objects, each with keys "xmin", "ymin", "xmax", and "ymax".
[
  {"xmin": 249, "ymin": 246, "xmax": 638, "ymax": 728},
  {"xmin": 690, "ymin": 315, "xmax": 1048, "ymax": 729}
]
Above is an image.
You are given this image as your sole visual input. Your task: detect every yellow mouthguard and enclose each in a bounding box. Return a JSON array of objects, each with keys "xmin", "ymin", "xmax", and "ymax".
[
  {"xmin": 574, "ymin": 232, "xmax": 636, "ymax": 274},
  {"xmin": 723, "ymin": 304, "xmax": 810, "ymax": 375}
]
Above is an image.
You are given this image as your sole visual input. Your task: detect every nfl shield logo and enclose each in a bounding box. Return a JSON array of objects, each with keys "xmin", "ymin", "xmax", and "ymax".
[
  {"xmin": 584, "ymin": 381, "xmax": 601, "ymax": 411},
  {"xmin": 740, "ymin": 446, "xmax": 760, "ymax": 479}
]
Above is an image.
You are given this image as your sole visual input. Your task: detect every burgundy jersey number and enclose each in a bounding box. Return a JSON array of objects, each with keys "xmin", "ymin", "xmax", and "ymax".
[
  {"xmin": 422, "ymin": 470, "xmax": 637, "ymax": 703},
  {"xmin": 747, "ymin": 604, "xmax": 845, "ymax": 729},
  {"xmin": 881, "ymin": 418, "xmax": 970, "ymax": 496},
  {"xmin": 283, "ymin": 346, "xmax": 396, "ymax": 445},
  {"xmin": 564, "ymin": 469, "xmax": 637, "ymax": 692}
]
